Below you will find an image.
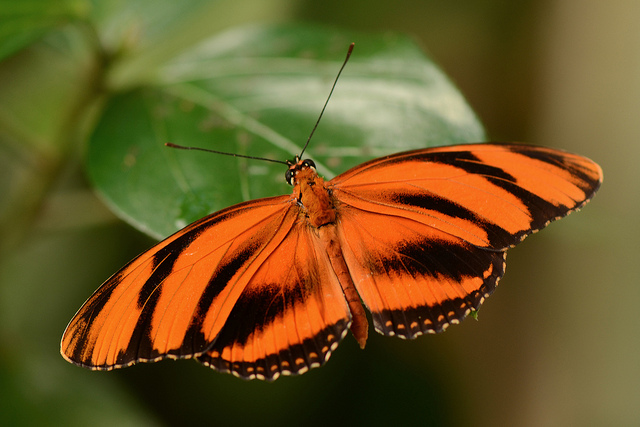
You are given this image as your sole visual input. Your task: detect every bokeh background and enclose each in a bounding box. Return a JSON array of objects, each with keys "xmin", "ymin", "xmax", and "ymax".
[{"xmin": 1, "ymin": 1, "xmax": 637, "ymax": 426}]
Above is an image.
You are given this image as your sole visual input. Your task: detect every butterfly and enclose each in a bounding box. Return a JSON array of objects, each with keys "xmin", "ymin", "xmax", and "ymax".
[{"xmin": 61, "ymin": 140, "xmax": 602, "ymax": 380}]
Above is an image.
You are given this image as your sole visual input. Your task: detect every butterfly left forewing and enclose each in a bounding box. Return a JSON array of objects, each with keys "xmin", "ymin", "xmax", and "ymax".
[
  {"xmin": 330, "ymin": 143, "xmax": 602, "ymax": 338},
  {"xmin": 61, "ymin": 196, "xmax": 304, "ymax": 367}
]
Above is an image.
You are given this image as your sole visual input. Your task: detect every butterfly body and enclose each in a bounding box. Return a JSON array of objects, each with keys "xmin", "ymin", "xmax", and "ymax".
[
  {"xmin": 289, "ymin": 158, "xmax": 370, "ymax": 348},
  {"xmin": 62, "ymin": 143, "xmax": 602, "ymax": 380}
]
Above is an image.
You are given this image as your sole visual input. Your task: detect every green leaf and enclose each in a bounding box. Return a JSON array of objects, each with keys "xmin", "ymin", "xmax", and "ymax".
[
  {"xmin": 0, "ymin": 0, "xmax": 90, "ymax": 60},
  {"xmin": 88, "ymin": 24, "xmax": 485, "ymax": 239}
]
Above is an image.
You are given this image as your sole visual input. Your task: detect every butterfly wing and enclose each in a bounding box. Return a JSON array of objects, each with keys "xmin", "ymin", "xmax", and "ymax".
[
  {"xmin": 61, "ymin": 195, "xmax": 351, "ymax": 379},
  {"xmin": 329, "ymin": 143, "xmax": 602, "ymax": 338},
  {"xmin": 196, "ymin": 218, "xmax": 351, "ymax": 380}
]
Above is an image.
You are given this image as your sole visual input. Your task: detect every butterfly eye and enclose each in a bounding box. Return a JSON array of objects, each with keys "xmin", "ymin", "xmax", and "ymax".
[
  {"xmin": 303, "ymin": 159, "xmax": 316, "ymax": 170},
  {"xmin": 285, "ymin": 169, "xmax": 295, "ymax": 186}
]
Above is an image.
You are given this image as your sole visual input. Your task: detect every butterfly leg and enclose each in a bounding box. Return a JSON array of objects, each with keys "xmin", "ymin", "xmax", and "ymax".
[{"xmin": 319, "ymin": 226, "xmax": 369, "ymax": 348}]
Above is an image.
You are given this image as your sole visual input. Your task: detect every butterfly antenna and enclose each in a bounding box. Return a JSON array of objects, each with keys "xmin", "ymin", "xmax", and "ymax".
[
  {"xmin": 165, "ymin": 143, "xmax": 288, "ymax": 165},
  {"xmin": 299, "ymin": 43, "xmax": 355, "ymax": 159},
  {"xmin": 167, "ymin": 44, "xmax": 354, "ymax": 163}
]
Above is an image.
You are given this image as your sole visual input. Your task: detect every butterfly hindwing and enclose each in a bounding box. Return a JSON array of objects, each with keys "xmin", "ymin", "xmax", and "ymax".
[
  {"xmin": 335, "ymin": 206, "xmax": 503, "ymax": 338},
  {"xmin": 330, "ymin": 143, "xmax": 602, "ymax": 337},
  {"xmin": 197, "ymin": 220, "xmax": 352, "ymax": 380}
]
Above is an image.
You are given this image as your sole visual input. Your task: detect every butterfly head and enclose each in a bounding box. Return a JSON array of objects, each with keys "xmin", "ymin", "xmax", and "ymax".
[{"xmin": 285, "ymin": 157, "xmax": 317, "ymax": 186}]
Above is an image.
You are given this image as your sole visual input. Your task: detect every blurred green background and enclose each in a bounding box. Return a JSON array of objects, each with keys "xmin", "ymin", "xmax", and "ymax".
[{"xmin": 1, "ymin": 1, "xmax": 637, "ymax": 426}]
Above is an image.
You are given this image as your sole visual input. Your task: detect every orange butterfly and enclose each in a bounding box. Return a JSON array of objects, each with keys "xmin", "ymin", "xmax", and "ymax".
[
  {"xmin": 61, "ymin": 141, "xmax": 602, "ymax": 380},
  {"xmin": 61, "ymin": 46, "xmax": 602, "ymax": 381}
]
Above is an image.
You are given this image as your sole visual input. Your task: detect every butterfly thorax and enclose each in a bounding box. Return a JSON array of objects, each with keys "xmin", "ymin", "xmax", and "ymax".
[{"xmin": 293, "ymin": 166, "xmax": 336, "ymax": 228}]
